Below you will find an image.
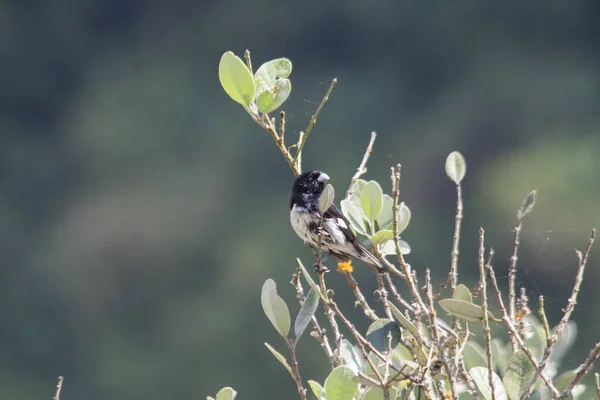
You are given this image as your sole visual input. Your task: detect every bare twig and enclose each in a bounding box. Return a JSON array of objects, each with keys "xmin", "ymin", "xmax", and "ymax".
[
  {"xmin": 383, "ymin": 272, "xmax": 414, "ymax": 312},
  {"xmin": 279, "ymin": 111, "xmax": 286, "ymax": 143},
  {"xmin": 424, "ymin": 269, "xmax": 458, "ymax": 400},
  {"xmin": 293, "ymin": 78, "xmax": 337, "ymax": 170},
  {"xmin": 53, "ymin": 376, "xmax": 64, "ymax": 400},
  {"xmin": 478, "ymin": 229, "xmax": 495, "ymax": 400},
  {"xmin": 508, "ymin": 217, "xmax": 523, "ymax": 340},
  {"xmin": 346, "ymin": 131, "xmax": 377, "ymax": 198},
  {"xmin": 287, "ymin": 341, "xmax": 308, "ymax": 400},
  {"xmin": 537, "ymin": 296, "xmax": 551, "ymax": 340},
  {"xmin": 375, "ymin": 272, "xmax": 393, "ymax": 320},
  {"xmin": 343, "ymin": 271, "xmax": 379, "ymax": 320},
  {"xmin": 448, "ymin": 175, "xmax": 463, "ymax": 295},
  {"xmin": 557, "ymin": 341, "xmax": 600, "ymax": 399},
  {"xmin": 595, "ymin": 372, "xmax": 600, "ymax": 399},
  {"xmin": 521, "ymin": 228, "xmax": 596, "ymax": 399}
]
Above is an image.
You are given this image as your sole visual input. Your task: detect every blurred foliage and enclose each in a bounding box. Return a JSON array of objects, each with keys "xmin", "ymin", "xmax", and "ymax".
[{"xmin": 0, "ymin": 1, "xmax": 599, "ymax": 399}]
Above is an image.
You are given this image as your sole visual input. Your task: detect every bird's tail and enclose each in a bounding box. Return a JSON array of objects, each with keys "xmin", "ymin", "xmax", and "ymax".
[{"xmin": 357, "ymin": 245, "xmax": 385, "ymax": 273}]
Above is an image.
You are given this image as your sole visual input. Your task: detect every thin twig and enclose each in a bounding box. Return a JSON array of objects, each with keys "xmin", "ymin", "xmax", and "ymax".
[
  {"xmin": 508, "ymin": 217, "xmax": 523, "ymax": 342},
  {"xmin": 287, "ymin": 341, "xmax": 308, "ymax": 400},
  {"xmin": 478, "ymin": 229, "xmax": 495, "ymax": 400},
  {"xmin": 383, "ymin": 272, "xmax": 414, "ymax": 312},
  {"xmin": 487, "ymin": 262, "xmax": 560, "ymax": 396},
  {"xmin": 595, "ymin": 372, "xmax": 600, "ymax": 399},
  {"xmin": 557, "ymin": 341, "xmax": 600, "ymax": 399},
  {"xmin": 346, "ymin": 131, "xmax": 377, "ymax": 198},
  {"xmin": 292, "ymin": 78, "xmax": 337, "ymax": 169},
  {"xmin": 343, "ymin": 271, "xmax": 379, "ymax": 320},
  {"xmin": 53, "ymin": 376, "xmax": 64, "ymax": 400},
  {"xmin": 279, "ymin": 111, "xmax": 286, "ymax": 144},
  {"xmin": 375, "ymin": 272, "xmax": 393, "ymax": 320},
  {"xmin": 448, "ymin": 177, "xmax": 463, "ymax": 295},
  {"xmin": 538, "ymin": 296, "xmax": 551, "ymax": 340},
  {"xmin": 521, "ymin": 228, "xmax": 596, "ymax": 399}
]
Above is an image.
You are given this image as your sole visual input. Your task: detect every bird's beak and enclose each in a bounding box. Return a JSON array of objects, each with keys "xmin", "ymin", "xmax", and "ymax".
[{"xmin": 317, "ymin": 173, "xmax": 330, "ymax": 183}]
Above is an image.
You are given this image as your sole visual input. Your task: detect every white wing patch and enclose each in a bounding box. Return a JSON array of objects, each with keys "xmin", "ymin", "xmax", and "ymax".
[{"xmin": 336, "ymin": 218, "xmax": 347, "ymax": 229}]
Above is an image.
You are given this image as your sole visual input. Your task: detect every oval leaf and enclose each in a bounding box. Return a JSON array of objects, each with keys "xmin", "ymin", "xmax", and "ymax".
[
  {"xmin": 396, "ymin": 202, "xmax": 411, "ymax": 235},
  {"xmin": 463, "ymin": 341, "xmax": 487, "ymax": 370},
  {"xmin": 389, "ymin": 302, "xmax": 422, "ymax": 346},
  {"xmin": 219, "ymin": 51, "xmax": 255, "ymax": 106},
  {"xmin": 445, "ymin": 151, "xmax": 467, "ymax": 184},
  {"xmin": 324, "ymin": 366, "xmax": 359, "ymax": 400},
  {"xmin": 376, "ymin": 194, "xmax": 394, "ymax": 230},
  {"xmin": 503, "ymin": 350, "xmax": 535, "ymax": 400},
  {"xmin": 470, "ymin": 366, "xmax": 508, "ymax": 400},
  {"xmin": 318, "ymin": 184, "xmax": 335, "ymax": 214},
  {"xmin": 453, "ymin": 284, "xmax": 473, "ymax": 303},
  {"xmin": 370, "ymin": 229, "xmax": 393, "ymax": 245},
  {"xmin": 439, "ymin": 298, "xmax": 496, "ymax": 322},
  {"xmin": 264, "ymin": 342, "xmax": 294, "ymax": 377},
  {"xmin": 294, "ymin": 288, "xmax": 319, "ymax": 341},
  {"xmin": 261, "ymin": 279, "xmax": 291, "ymax": 338},
  {"xmin": 363, "ymin": 386, "xmax": 398, "ymax": 400},
  {"xmin": 254, "ymin": 58, "xmax": 292, "ymax": 93},
  {"xmin": 380, "ymin": 239, "xmax": 411, "ymax": 256},
  {"xmin": 256, "ymin": 78, "xmax": 291, "ymax": 113},
  {"xmin": 216, "ymin": 387, "xmax": 237, "ymax": 400},
  {"xmin": 308, "ymin": 380, "xmax": 327, "ymax": 400},
  {"xmin": 341, "ymin": 199, "xmax": 368, "ymax": 235},
  {"xmin": 360, "ymin": 181, "xmax": 384, "ymax": 221},
  {"xmin": 339, "ymin": 339, "xmax": 363, "ymax": 375},
  {"xmin": 517, "ymin": 190, "xmax": 537, "ymax": 220},
  {"xmin": 366, "ymin": 319, "xmax": 401, "ymax": 352}
]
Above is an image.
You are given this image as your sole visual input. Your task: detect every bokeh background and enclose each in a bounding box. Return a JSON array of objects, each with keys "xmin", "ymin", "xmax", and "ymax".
[{"xmin": 1, "ymin": 1, "xmax": 599, "ymax": 398}]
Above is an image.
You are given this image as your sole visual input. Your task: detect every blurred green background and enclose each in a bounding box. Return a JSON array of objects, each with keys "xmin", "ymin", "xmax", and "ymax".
[{"xmin": 1, "ymin": 1, "xmax": 599, "ymax": 398}]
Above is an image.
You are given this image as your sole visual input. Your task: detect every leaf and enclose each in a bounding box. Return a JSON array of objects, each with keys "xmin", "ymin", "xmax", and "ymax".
[
  {"xmin": 294, "ymin": 288, "xmax": 319, "ymax": 341},
  {"xmin": 261, "ymin": 279, "xmax": 291, "ymax": 338},
  {"xmin": 549, "ymin": 321, "xmax": 577, "ymax": 365},
  {"xmin": 360, "ymin": 180, "xmax": 384, "ymax": 221},
  {"xmin": 453, "ymin": 284, "xmax": 473, "ymax": 303},
  {"xmin": 218, "ymin": 51, "xmax": 255, "ymax": 106},
  {"xmin": 264, "ymin": 342, "xmax": 294, "ymax": 377},
  {"xmin": 491, "ymin": 338, "xmax": 509, "ymax": 375},
  {"xmin": 445, "ymin": 151, "xmax": 467, "ymax": 184},
  {"xmin": 256, "ymin": 78, "xmax": 292, "ymax": 113},
  {"xmin": 254, "ymin": 58, "xmax": 292, "ymax": 92},
  {"xmin": 380, "ymin": 239, "xmax": 411, "ymax": 256},
  {"xmin": 216, "ymin": 387, "xmax": 237, "ymax": 400},
  {"xmin": 463, "ymin": 341, "xmax": 487, "ymax": 370},
  {"xmin": 366, "ymin": 319, "xmax": 401, "ymax": 352},
  {"xmin": 340, "ymin": 199, "xmax": 368, "ymax": 235},
  {"xmin": 396, "ymin": 202, "xmax": 411, "ymax": 235},
  {"xmin": 470, "ymin": 366, "xmax": 508, "ymax": 400},
  {"xmin": 370, "ymin": 229, "xmax": 394, "ymax": 245},
  {"xmin": 503, "ymin": 350, "xmax": 535, "ymax": 400},
  {"xmin": 439, "ymin": 298, "xmax": 497, "ymax": 322},
  {"xmin": 363, "ymin": 386, "xmax": 398, "ymax": 400},
  {"xmin": 318, "ymin": 184, "xmax": 335, "ymax": 214},
  {"xmin": 388, "ymin": 302, "xmax": 422, "ymax": 346},
  {"xmin": 308, "ymin": 380, "xmax": 327, "ymax": 400},
  {"xmin": 517, "ymin": 190, "xmax": 537, "ymax": 220},
  {"xmin": 376, "ymin": 194, "xmax": 394, "ymax": 230},
  {"xmin": 324, "ymin": 366, "xmax": 359, "ymax": 400},
  {"xmin": 339, "ymin": 339, "xmax": 363, "ymax": 375}
]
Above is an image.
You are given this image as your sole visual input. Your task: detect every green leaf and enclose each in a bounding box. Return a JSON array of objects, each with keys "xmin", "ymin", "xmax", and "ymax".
[
  {"xmin": 376, "ymin": 195, "xmax": 394, "ymax": 230},
  {"xmin": 453, "ymin": 284, "xmax": 473, "ymax": 303},
  {"xmin": 264, "ymin": 342, "xmax": 294, "ymax": 377},
  {"xmin": 366, "ymin": 319, "xmax": 401, "ymax": 352},
  {"xmin": 256, "ymin": 78, "xmax": 291, "ymax": 113},
  {"xmin": 380, "ymin": 239, "xmax": 411, "ymax": 256},
  {"xmin": 318, "ymin": 184, "xmax": 335, "ymax": 214},
  {"xmin": 363, "ymin": 386, "xmax": 398, "ymax": 400},
  {"xmin": 396, "ymin": 202, "xmax": 411, "ymax": 235},
  {"xmin": 261, "ymin": 279, "xmax": 291, "ymax": 338},
  {"xmin": 294, "ymin": 288, "xmax": 319, "ymax": 341},
  {"xmin": 470, "ymin": 366, "xmax": 508, "ymax": 400},
  {"xmin": 554, "ymin": 369, "xmax": 577, "ymax": 392},
  {"xmin": 445, "ymin": 151, "xmax": 467, "ymax": 184},
  {"xmin": 463, "ymin": 341, "xmax": 487, "ymax": 371},
  {"xmin": 517, "ymin": 190, "xmax": 537, "ymax": 220},
  {"xmin": 339, "ymin": 339, "xmax": 363, "ymax": 375},
  {"xmin": 549, "ymin": 321, "xmax": 577, "ymax": 365},
  {"xmin": 503, "ymin": 350, "xmax": 535, "ymax": 400},
  {"xmin": 340, "ymin": 199, "xmax": 368, "ymax": 235},
  {"xmin": 308, "ymin": 380, "xmax": 327, "ymax": 400},
  {"xmin": 350, "ymin": 179, "xmax": 367, "ymax": 200},
  {"xmin": 370, "ymin": 229, "xmax": 393, "ymax": 245},
  {"xmin": 218, "ymin": 51, "xmax": 256, "ymax": 106},
  {"xmin": 254, "ymin": 58, "xmax": 292, "ymax": 92},
  {"xmin": 360, "ymin": 181, "xmax": 384, "ymax": 221},
  {"xmin": 216, "ymin": 387, "xmax": 237, "ymax": 400},
  {"xmin": 439, "ymin": 298, "xmax": 497, "ymax": 322},
  {"xmin": 388, "ymin": 302, "xmax": 422, "ymax": 346},
  {"xmin": 324, "ymin": 366, "xmax": 359, "ymax": 400},
  {"xmin": 491, "ymin": 338, "xmax": 509, "ymax": 375}
]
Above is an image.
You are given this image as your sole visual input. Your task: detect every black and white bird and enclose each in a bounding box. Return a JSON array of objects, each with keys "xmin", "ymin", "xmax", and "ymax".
[{"xmin": 290, "ymin": 170, "xmax": 384, "ymax": 273}]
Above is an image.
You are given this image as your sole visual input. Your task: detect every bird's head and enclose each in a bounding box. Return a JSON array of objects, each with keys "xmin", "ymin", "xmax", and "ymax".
[{"xmin": 290, "ymin": 171, "xmax": 330, "ymax": 210}]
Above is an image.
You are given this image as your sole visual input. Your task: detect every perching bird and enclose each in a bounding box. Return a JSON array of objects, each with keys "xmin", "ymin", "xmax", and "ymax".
[{"xmin": 290, "ymin": 170, "xmax": 384, "ymax": 273}]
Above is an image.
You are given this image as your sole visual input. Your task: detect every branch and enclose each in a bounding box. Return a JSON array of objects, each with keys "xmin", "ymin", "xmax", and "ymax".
[
  {"xmin": 53, "ymin": 376, "xmax": 64, "ymax": 400},
  {"xmin": 343, "ymin": 271, "xmax": 379, "ymax": 320},
  {"xmin": 557, "ymin": 341, "xmax": 600, "ymax": 400},
  {"xmin": 287, "ymin": 341, "xmax": 307, "ymax": 400},
  {"xmin": 478, "ymin": 229, "xmax": 495, "ymax": 400},
  {"xmin": 346, "ymin": 131, "xmax": 377, "ymax": 198}
]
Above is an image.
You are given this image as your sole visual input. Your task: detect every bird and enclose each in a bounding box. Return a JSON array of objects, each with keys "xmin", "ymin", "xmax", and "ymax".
[{"xmin": 290, "ymin": 170, "xmax": 384, "ymax": 273}]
